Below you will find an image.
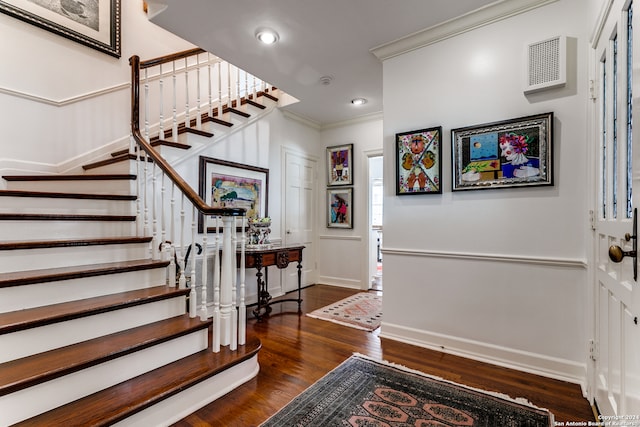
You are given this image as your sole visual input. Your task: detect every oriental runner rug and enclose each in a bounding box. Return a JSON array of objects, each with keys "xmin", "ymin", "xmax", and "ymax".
[
  {"xmin": 306, "ymin": 292, "xmax": 382, "ymax": 331},
  {"xmin": 260, "ymin": 354, "xmax": 554, "ymax": 427}
]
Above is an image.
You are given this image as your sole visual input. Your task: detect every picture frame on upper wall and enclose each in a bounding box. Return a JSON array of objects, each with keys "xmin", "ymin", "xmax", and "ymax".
[
  {"xmin": 451, "ymin": 112, "xmax": 553, "ymax": 191},
  {"xmin": 327, "ymin": 187, "xmax": 353, "ymax": 229},
  {"xmin": 0, "ymin": 0, "xmax": 121, "ymax": 58},
  {"xmin": 326, "ymin": 144, "xmax": 353, "ymax": 186},
  {"xmin": 395, "ymin": 126, "xmax": 443, "ymax": 195},
  {"xmin": 198, "ymin": 156, "xmax": 269, "ymax": 233}
]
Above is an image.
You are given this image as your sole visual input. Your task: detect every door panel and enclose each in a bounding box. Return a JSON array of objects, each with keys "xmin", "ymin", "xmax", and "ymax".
[
  {"xmin": 284, "ymin": 150, "xmax": 316, "ymax": 292},
  {"xmin": 592, "ymin": 0, "xmax": 640, "ymax": 417}
]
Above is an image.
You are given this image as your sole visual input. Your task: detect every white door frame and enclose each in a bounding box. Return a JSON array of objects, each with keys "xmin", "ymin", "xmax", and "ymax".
[{"xmin": 365, "ymin": 149, "xmax": 383, "ymax": 290}]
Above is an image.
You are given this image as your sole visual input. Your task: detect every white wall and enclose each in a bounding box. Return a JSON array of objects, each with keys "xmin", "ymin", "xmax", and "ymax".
[
  {"xmin": 0, "ymin": 0, "xmax": 194, "ymax": 177},
  {"xmin": 380, "ymin": 0, "xmax": 589, "ymax": 385},
  {"xmin": 318, "ymin": 117, "xmax": 383, "ymax": 289}
]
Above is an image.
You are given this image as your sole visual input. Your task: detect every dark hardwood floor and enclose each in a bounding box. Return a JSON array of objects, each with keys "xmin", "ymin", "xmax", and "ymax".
[{"xmin": 172, "ymin": 284, "xmax": 595, "ymax": 426}]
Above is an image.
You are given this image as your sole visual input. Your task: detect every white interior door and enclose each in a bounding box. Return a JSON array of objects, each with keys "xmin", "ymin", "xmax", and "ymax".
[
  {"xmin": 592, "ymin": 0, "xmax": 640, "ymax": 417},
  {"xmin": 283, "ymin": 149, "xmax": 316, "ymax": 292}
]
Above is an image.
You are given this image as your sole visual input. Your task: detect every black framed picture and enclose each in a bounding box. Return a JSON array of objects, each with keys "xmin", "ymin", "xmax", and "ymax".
[{"xmin": 396, "ymin": 126, "xmax": 442, "ymax": 195}]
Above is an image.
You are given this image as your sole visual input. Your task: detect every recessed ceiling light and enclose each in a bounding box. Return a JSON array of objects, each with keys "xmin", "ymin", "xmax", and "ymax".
[
  {"xmin": 255, "ymin": 28, "xmax": 279, "ymax": 45},
  {"xmin": 351, "ymin": 98, "xmax": 367, "ymax": 106}
]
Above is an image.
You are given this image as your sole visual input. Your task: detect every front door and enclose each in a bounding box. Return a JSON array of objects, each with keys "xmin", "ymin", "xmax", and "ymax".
[{"xmin": 592, "ymin": 0, "xmax": 640, "ymax": 417}]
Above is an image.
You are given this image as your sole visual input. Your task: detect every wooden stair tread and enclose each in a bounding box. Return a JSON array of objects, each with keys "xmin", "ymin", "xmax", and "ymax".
[
  {"xmin": 83, "ymin": 154, "xmax": 152, "ymax": 171},
  {"xmin": 0, "ymin": 190, "xmax": 136, "ymax": 201},
  {"xmin": 0, "ymin": 315, "xmax": 211, "ymax": 396},
  {"xmin": 149, "ymin": 140, "xmax": 192, "ymax": 150},
  {"xmin": 0, "ymin": 258, "xmax": 169, "ymax": 289},
  {"xmin": 0, "ymin": 213, "xmax": 135, "ymax": 221},
  {"xmin": 0, "ymin": 236, "xmax": 152, "ymax": 251},
  {"xmin": 3, "ymin": 174, "xmax": 136, "ymax": 181},
  {"xmin": 13, "ymin": 334, "xmax": 261, "ymax": 427},
  {"xmin": 0, "ymin": 284, "xmax": 185, "ymax": 335}
]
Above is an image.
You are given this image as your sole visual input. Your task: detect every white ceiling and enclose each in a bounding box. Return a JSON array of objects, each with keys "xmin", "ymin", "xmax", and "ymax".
[{"xmin": 148, "ymin": 0, "xmax": 499, "ymax": 126}]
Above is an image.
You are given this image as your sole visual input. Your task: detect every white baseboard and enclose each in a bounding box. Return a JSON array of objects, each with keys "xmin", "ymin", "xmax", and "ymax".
[
  {"xmin": 317, "ymin": 276, "xmax": 362, "ymax": 290},
  {"xmin": 380, "ymin": 321, "xmax": 587, "ymax": 393}
]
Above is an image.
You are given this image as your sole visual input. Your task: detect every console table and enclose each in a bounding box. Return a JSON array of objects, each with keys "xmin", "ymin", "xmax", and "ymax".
[{"xmin": 240, "ymin": 245, "xmax": 305, "ymax": 320}]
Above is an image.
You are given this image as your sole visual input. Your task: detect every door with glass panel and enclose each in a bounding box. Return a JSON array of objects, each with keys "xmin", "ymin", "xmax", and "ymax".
[{"xmin": 592, "ymin": 0, "xmax": 640, "ymax": 417}]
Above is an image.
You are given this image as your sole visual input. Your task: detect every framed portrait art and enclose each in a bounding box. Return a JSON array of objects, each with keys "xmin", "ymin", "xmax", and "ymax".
[
  {"xmin": 451, "ymin": 112, "xmax": 553, "ymax": 191},
  {"xmin": 198, "ymin": 156, "xmax": 269, "ymax": 233},
  {"xmin": 0, "ymin": 0, "xmax": 121, "ymax": 57},
  {"xmin": 327, "ymin": 188, "xmax": 353, "ymax": 229},
  {"xmin": 396, "ymin": 126, "xmax": 442, "ymax": 195},
  {"xmin": 326, "ymin": 144, "xmax": 353, "ymax": 186}
]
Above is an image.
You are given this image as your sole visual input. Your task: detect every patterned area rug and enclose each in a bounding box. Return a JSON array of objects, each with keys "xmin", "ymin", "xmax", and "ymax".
[
  {"xmin": 260, "ymin": 354, "xmax": 554, "ymax": 427},
  {"xmin": 306, "ymin": 292, "xmax": 382, "ymax": 331}
]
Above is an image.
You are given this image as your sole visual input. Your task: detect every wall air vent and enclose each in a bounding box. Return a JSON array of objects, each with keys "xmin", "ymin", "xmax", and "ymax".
[{"xmin": 524, "ymin": 35, "xmax": 566, "ymax": 94}]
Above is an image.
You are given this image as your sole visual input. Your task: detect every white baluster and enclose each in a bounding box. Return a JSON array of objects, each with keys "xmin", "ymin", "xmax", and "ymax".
[
  {"xmin": 184, "ymin": 57, "xmax": 190, "ymax": 129},
  {"xmin": 169, "ymin": 182, "xmax": 176, "ymax": 286},
  {"xmin": 144, "ymin": 68, "xmax": 150, "ymax": 142},
  {"xmin": 189, "ymin": 206, "xmax": 197, "ymax": 318},
  {"xmin": 219, "ymin": 215, "xmax": 234, "ymax": 346},
  {"xmin": 227, "ymin": 62, "xmax": 232, "ymax": 110},
  {"xmin": 230, "ymin": 218, "xmax": 238, "ymax": 351},
  {"xmin": 200, "ymin": 234, "xmax": 208, "ymax": 320},
  {"xmin": 172, "ymin": 60, "xmax": 178, "ymax": 142},
  {"xmin": 159, "ymin": 63, "xmax": 165, "ymax": 141},
  {"xmin": 131, "ymin": 134, "xmax": 143, "ymax": 237},
  {"xmin": 151, "ymin": 163, "xmax": 159, "ymax": 260},
  {"xmin": 218, "ymin": 61, "xmax": 222, "ymax": 113},
  {"xmin": 160, "ymin": 172, "xmax": 166, "ymax": 252},
  {"xmin": 239, "ymin": 215, "xmax": 246, "ymax": 346},
  {"xmin": 207, "ymin": 53, "xmax": 213, "ymax": 119},
  {"xmin": 236, "ymin": 66, "xmax": 241, "ymax": 109},
  {"xmin": 178, "ymin": 193, "xmax": 186, "ymax": 289},
  {"xmin": 196, "ymin": 53, "xmax": 202, "ymax": 129},
  {"xmin": 212, "ymin": 216, "xmax": 221, "ymax": 352}
]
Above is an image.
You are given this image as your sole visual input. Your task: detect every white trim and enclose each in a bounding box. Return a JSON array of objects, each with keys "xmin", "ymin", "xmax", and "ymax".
[
  {"xmin": 318, "ymin": 234, "xmax": 362, "ymax": 241},
  {"xmin": 317, "ymin": 277, "xmax": 362, "ymax": 289},
  {"xmin": 382, "ymin": 247, "xmax": 586, "ymax": 269},
  {"xmin": 370, "ymin": 0, "xmax": 559, "ymax": 61},
  {"xmin": 379, "ymin": 322, "xmax": 587, "ymax": 391},
  {"xmin": 281, "ymin": 109, "xmax": 322, "ymax": 130},
  {"xmin": 0, "ymin": 83, "xmax": 129, "ymax": 107},
  {"xmin": 320, "ymin": 111, "xmax": 384, "ymax": 131}
]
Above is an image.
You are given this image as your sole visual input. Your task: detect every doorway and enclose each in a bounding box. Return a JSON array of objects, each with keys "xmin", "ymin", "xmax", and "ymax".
[
  {"xmin": 368, "ymin": 155, "xmax": 383, "ymax": 290},
  {"xmin": 590, "ymin": 0, "xmax": 640, "ymax": 416}
]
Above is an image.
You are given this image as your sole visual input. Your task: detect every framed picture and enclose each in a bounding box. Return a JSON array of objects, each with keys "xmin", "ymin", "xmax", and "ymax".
[
  {"xmin": 198, "ymin": 156, "xmax": 269, "ymax": 233},
  {"xmin": 395, "ymin": 126, "xmax": 442, "ymax": 195},
  {"xmin": 327, "ymin": 188, "xmax": 353, "ymax": 229},
  {"xmin": 0, "ymin": 0, "xmax": 121, "ymax": 58},
  {"xmin": 451, "ymin": 112, "xmax": 553, "ymax": 191},
  {"xmin": 326, "ymin": 144, "xmax": 353, "ymax": 186}
]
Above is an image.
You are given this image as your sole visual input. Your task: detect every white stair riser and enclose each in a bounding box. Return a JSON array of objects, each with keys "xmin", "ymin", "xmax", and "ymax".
[
  {"xmin": 0, "ymin": 296, "xmax": 185, "ymax": 363},
  {"xmin": 4, "ymin": 179, "xmax": 137, "ymax": 195},
  {"xmin": 0, "ymin": 196, "xmax": 135, "ymax": 216},
  {"xmin": 0, "ymin": 330, "xmax": 208, "ymax": 426},
  {"xmin": 0, "ymin": 220, "xmax": 136, "ymax": 240},
  {"xmin": 115, "ymin": 355, "xmax": 259, "ymax": 427},
  {"xmin": 0, "ymin": 268, "xmax": 167, "ymax": 313},
  {"xmin": 0, "ymin": 242, "xmax": 151, "ymax": 273}
]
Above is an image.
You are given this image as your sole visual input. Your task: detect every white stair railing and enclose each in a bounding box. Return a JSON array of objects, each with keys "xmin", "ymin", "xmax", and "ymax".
[{"xmin": 130, "ymin": 48, "xmax": 277, "ymax": 352}]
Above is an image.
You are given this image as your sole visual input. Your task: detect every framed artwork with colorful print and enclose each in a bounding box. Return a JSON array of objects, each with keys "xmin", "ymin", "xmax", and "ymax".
[
  {"xmin": 395, "ymin": 126, "xmax": 442, "ymax": 195},
  {"xmin": 451, "ymin": 112, "xmax": 553, "ymax": 191},
  {"xmin": 327, "ymin": 144, "xmax": 353, "ymax": 186}
]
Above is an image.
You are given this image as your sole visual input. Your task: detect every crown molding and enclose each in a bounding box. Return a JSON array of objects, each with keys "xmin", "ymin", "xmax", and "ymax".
[
  {"xmin": 320, "ymin": 111, "xmax": 384, "ymax": 131},
  {"xmin": 370, "ymin": 0, "xmax": 559, "ymax": 61}
]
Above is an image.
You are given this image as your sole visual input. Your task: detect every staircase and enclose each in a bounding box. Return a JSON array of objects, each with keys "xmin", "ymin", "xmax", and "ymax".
[{"xmin": 0, "ymin": 48, "xmax": 282, "ymax": 426}]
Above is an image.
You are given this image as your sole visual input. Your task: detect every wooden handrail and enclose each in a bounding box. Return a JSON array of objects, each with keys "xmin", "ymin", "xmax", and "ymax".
[
  {"xmin": 129, "ymin": 54, "xmax": 244, "ymax": 217},
  {"xmin": 139, "ymin": 48, "xmax": 206, "ymax": 69}
]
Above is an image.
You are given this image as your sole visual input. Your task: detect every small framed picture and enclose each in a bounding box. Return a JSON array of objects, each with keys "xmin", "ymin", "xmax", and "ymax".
[
  {"xmin": 327, "ymin": 188, "xmax": 353, "ymax": 229},
  {"xmin": 451, "ymin": 112, "xmax": 553, "ymax": 191},
  {"xmin": 326, "ymin": 144, "xmax": 353, "ymax": 186},
  {"xmin": 395, "ymin": 127, "xmax": 442, "ymax": 195}
]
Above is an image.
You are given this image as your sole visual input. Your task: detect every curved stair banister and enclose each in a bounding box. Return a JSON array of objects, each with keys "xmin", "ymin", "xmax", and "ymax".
[{"xmin": 130, "ymin": 50, "xmax": 255, "ymax": 352}]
